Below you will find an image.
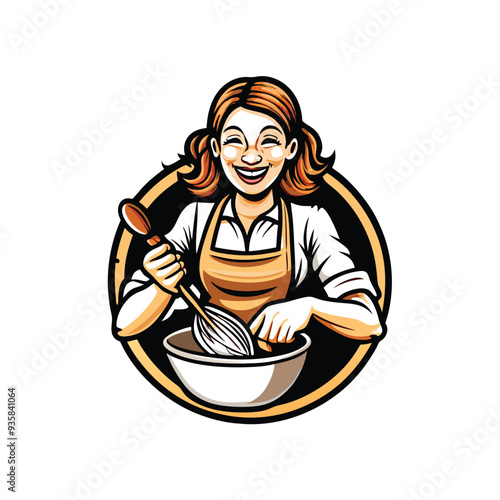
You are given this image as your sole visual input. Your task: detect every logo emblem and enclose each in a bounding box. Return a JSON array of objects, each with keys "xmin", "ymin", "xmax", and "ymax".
[{"xmin": 109, "ymin": 77, "xmax": 391, "ymax": 423}]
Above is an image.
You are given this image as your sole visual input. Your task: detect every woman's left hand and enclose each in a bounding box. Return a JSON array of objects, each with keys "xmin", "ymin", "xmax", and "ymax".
[{"xmin": 249, "ymin": 298, "xmax": 313, "ymax": 343}]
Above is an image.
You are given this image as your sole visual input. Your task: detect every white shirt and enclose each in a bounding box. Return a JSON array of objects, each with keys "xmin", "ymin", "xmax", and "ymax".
[{"xmin": 123, "ymin": 199, "xmax": 377, "ymax": 304}]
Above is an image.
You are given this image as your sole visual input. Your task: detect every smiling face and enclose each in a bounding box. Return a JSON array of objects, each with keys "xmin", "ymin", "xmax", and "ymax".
[{"xmin": 212, "ymin": 108, "xmax": 297, "ymax": 197}]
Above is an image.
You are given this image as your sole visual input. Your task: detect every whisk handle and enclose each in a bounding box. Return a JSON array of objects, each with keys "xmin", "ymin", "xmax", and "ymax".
[
  {"xmin": 151, "ymin": 236, "xmax": 271, "ymax": 352},
  {"xmin": 178, "ymin": 285, "xmax": 218, "ymax": 330}
]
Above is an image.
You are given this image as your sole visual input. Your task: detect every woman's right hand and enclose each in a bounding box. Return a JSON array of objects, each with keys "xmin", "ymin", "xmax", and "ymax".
[{"xmin": 143, "ymin": 243, "xmax": 186, "ymax": 294}]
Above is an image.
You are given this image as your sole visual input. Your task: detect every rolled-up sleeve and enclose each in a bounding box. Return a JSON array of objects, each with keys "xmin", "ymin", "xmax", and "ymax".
[{"xmin": 304, "ymin": 206, "xmax": 378, "ymax": 300}]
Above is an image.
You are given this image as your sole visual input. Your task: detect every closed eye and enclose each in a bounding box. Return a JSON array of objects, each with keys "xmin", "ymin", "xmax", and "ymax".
[
  {"xmin": 261, "ymin": 137, "xmax": 281, "ymax": 147},
  {"xmin": 223, "ymin": 136, "xmax": 244, "ymax": 146}
]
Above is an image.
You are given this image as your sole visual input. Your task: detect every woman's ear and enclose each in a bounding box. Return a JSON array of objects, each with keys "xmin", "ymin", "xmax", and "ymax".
[
  {"xmin": 286, "ymin": 138, "xmax": 298, "ymax": 160},
  {"xmin": 210, "ymin": 138, "xmax": 220, "ymax": 158}
]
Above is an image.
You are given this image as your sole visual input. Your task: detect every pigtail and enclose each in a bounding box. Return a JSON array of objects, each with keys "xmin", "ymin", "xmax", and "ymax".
[
  {"xmin": 280, "ymin": 123, "xmax": 334, "ymax": 197},
  {"xmin": 181, "ymin": 130, "xmax": 220, "ymax": 197}
]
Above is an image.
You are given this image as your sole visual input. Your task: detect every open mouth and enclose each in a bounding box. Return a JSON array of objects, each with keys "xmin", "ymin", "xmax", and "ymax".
[{"xmin": 234, "ymin": 166, "xmax": 270, "ymax": 185}]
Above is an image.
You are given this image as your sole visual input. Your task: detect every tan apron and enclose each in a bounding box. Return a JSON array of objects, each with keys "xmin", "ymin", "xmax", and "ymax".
[{"xmin": 199, "ymin": 196, "xmax": 292, "ymax": 324}]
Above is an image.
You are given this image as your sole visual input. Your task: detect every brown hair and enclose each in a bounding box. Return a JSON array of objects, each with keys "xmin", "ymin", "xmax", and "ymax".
[{"xmin": 180, "ymin": 77, "xmax": 335, "ymax": 197}]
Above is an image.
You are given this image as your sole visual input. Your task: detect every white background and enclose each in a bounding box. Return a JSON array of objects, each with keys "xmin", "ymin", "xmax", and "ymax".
[{"xmin": 2, "ymin": 0, "xmax": 500, "ymax": 499}]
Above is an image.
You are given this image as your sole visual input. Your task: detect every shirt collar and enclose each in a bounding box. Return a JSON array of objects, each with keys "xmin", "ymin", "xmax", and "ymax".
[{"xmin": 222, "ymin": 198, "xmax": 280, "ymax": 222}]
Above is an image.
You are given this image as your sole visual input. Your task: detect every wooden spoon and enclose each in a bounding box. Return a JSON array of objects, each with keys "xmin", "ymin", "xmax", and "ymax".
[{"xmin": 118, "ymin": 199, "xmax": 271, "ymax": 354}]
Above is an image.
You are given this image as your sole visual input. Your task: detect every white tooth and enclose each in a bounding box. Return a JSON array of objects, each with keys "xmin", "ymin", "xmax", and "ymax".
[
  {"xmin": 236, "ymin": 167, "xmax": 267, "ymax": 178},
  {"xmin": 249, "ymin": 169, "xmax": 264, "ymax": 177}
]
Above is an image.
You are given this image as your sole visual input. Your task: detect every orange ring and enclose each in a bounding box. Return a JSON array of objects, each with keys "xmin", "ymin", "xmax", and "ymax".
[{"xmin": 110, "ymin": 166, "xmax": 390, "ymax": 423}]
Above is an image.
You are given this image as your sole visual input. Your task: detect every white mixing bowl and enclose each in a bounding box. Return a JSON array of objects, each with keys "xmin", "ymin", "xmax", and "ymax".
[{"xmin": 164, "ymin": 328, "xmax": 311, "ymax": 408}]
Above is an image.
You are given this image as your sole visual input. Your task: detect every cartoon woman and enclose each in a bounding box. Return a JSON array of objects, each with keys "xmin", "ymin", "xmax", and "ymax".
[{"xmin": 114, "ymin": 77, "xmax": 385, "ymax": 347}]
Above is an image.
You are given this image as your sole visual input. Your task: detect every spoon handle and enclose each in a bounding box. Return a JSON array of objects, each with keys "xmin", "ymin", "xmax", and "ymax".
[
  {"xmin": 146, "ymin": 237, "xmax": 271, "ymax": 352},
  {"xmin": 119, "ymin": 199, "xmax": 271, "ymax": 352},
  {"xmin": 145, "ymin": 237, "xmax": 219, "ymax": 331}
]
